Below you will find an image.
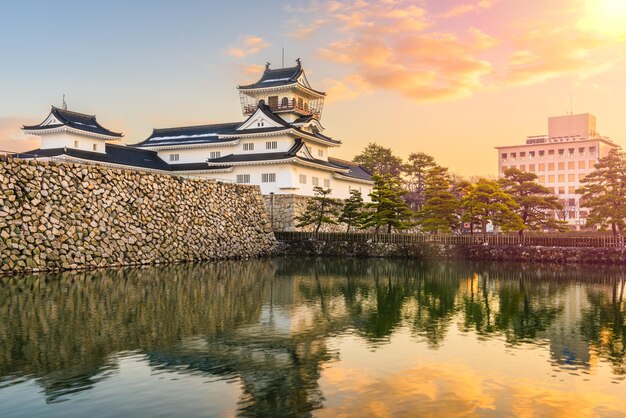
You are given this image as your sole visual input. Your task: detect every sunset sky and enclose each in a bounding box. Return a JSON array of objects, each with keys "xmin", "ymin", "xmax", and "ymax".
[{"xmin": 1, "ymin": 0, "xmax": 625, "ymax": 176}]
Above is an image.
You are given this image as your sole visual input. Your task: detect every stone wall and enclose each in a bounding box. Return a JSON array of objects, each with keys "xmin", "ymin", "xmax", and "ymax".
[
  {"xmin": 263, "ymin": 194, "xmax": 348, "ymax": 232},
  {"xmin": 0, "ymin": 157, "xmax": 276, "ymax": 274},
  {"xmin": 276, "ymin": 239, "xmax": 626, "ymax": 265}
]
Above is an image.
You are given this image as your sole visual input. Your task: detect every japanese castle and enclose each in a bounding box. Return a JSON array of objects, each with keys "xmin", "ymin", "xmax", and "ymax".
[{"xmin": 21, "ymin": 60, "xmax": 373, "ymax": 199}]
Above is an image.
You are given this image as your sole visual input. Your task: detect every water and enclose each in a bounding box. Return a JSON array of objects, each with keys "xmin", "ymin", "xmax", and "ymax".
[{"xmin": 0, "ymin": 257, "xmax": 625, "ymax": 417}]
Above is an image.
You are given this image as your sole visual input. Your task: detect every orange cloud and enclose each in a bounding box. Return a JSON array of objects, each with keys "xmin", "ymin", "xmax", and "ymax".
[
  {"xmin": 0, "ymin": 118, "xmax": 39, "ymax": 153},
  {"xmin": 226, "ymin": 35, "xmax": 270, "ymax": 58},
  {"xmin": 440, "ymin": 0, "xmax": 499, "ymax": 18},
  {"xmin": 503, "ymin": 21, "xmax": 621, "ymax": 86}
]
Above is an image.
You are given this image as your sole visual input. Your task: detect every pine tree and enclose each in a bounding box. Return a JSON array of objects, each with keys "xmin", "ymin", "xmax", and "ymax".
[
  {"xmin": 418, "ymin": 166, "xmax": 460, "ymax": 233},
  {"xmin": 363, "ymin": 174, "xmax": 414, "ymax": 233},
  {"xmin": 352, "ymin": 143, "xmax": 404, "ymax": 178},
  {"xmin": 577, "ymin": 149, "xmax": 626, "ymax": 235},
  {"xmin": 499, "ymin": 168, "xmax": 567, "ymax": 236},
  {"xmin": 338, "ymin": 189, "xmax": 366, "ymax": 232},
  {"xmin": 404, "ymin": 152, "xmax": 437, "ymax": 211},
  {"xmin": 296, "ymin": 187, "xmax": 342, "ymax": 233},
  {"xmin": 462, "ymin": 178, "xmax": 524, "ymax": 237}
]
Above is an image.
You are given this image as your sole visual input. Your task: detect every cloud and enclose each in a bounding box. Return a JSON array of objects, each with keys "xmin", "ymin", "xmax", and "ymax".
[
  {"xmin": 0, "ymin": 118, "xmax": 39, "ymax": 153},
  {"xmin": 226, "ymin": 35, "xmax": 270, "ymax": 58},
  {"xmin": 288, "ymin": 0, "xmax": 626, "ymax": 102},
  {"xmin": 440, "ymin": 0, "xmax": 499, "ymax": 19},
  {"xmin": 502, "ymin": 21, "xmax": 621, "ymax": 86}
]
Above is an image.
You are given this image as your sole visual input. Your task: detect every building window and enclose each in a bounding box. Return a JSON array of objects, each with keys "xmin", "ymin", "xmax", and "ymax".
[
  {"xmin": 578, "ymin": 160, "xmax": 585, "ymax": 169},
  {"xmin": 74, "ymin": 140, "xmax": 79, "ymax": 148},
  {"xmin": 589, "ymin": 146, "xmax": 596, "ymax": 154},
  {"xmin": 243, "ymin": 143, "xmax": 254, "ymax": 151},
  {"xmin": 538, "ymin": 163, "xmax": 545, "ymax": 171},
  {"xmin": 318, "ymin": 149, "xmax": 324, "ymax": 158},
  {"xmin": 501, "ymin": 153, "xmax": 507, "ymax": 159},
  {"xmin": 568, "ymin": 186, "xmax": 576, "ymax": 194},
  {"xmin": 92, "ymin": 144, "xmax": 97, "ymax": 151},
  {"xmin": 511, "ymin": 152, "xmax": 517, "ymax": 158},
  {"xmin": 262, "ymin": 173, "xmax": 276, "ymax": 183},
  {"xmin": 558, "ymin": 162, "xmax": 565, "ymax": 170},
  {"xmin": 529, "ymin": 151, "xmax": 535, "ymax": 158},
  {"xmin": 257, "ymin": 121, "xmax": 265, "ymax": 127},
  {"xmin": 578, "ymin": 147, "xmax": 585, "ymax": 155},
  {"xmin": 548, "ymin": 150, "xmax": 555, "ymax": 156},
  {"xmin": 529, "ymin": 164, "xmax": 535, "ymax": 172},
  {"xmin": 567, "ymin": 161, "xmax": 575, "ymax": 170},
  {"xmin": 589, "ymin": 160, "xmax": 595, "ymax": 169},
  {"xmin": 501, "ymin": 166, "xmax": 507, "ymax": 173},
  {"xmin": 210, "ymin": 151, "xmax": 221, "ymax": 159},
  {"xmin": 520, "ymin": 165, "xmax": 526, "ymax": 171},
  {"xmin": 538, "ymin": 175, "xmax": 545, "ymax": 183},
  {"xmin": 169, "ymin": 154, "xmax": 180, "ymax": 162},
  {"xmin": 236, "ymin": 174, "xmax": 250, "ymax": 184},
  {"xmin": 312, "ymin": 177, "xmax": 319, "ymax": 186},
  {"xmin": 579, "ymin": 173, "xmax": 586, "ymax": 181},
  {"xmin": 548, "ymin": 163, "xmax": 555, "ymax": 171},
  {"xmin": 266, "ymin": 141, "xmax": 278, "ymax": 150},
  {"xmin": 558, "ymin": 174, "xmax": 565, "ymax": 182},
  {"xmin": 548, "ymin": 175, "xmax": 555, "ymax": 183},
  {"xmin": 558, "ymin": 186, "xmax": 565, "ymax": 194},
  {"xmin": 558, "ymin": 149, "xmax": 564, "ymax": 156},
  {"xmin": 324, "ymin": 179, "xmax": 330, "ymax": 187},
  {"xmin": 298, "ymin": 97, "xmax": 304, "ymax": 108},
  {"xmin": 281, "ymin": 97, "xmax": 289, "ymax": 107},
  {"xmin": 568, "ymin": 148, "xmax": 575, "ymax": 156},
  {"xmin": 520, "ymin": 152, "xmax": 526, "ymax": 158},
  {"xmin": 538, "ymin": 150, "xmax": 545, "ymax": 156},
  {"xmin": 299, "ymin": 174, "xmax": 307, "ymax": 184},
  {"xmin": 568, "ymin": 173, "xmax": 575, "ymax": 182}
]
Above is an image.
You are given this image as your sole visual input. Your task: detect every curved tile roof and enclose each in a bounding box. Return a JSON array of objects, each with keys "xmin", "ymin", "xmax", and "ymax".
[{"xmin": 23, "ymin": 106, "xmax": 123, "ymax": 138}]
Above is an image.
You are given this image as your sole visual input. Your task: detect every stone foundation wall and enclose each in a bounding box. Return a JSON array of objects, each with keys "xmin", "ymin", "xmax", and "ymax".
[
  {"xmin": 0, "ymin": 157, "xmax": 276, "ymax": 274},
  {"xmin": 276, "ymin": 239, "xmax": 626, "ymax": 265},
  {"xmin": 263, "ymin": 194, "xmax": 349, "ymax": 232}
]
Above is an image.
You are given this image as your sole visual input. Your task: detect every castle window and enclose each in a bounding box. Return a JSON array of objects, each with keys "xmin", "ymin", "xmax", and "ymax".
[
  {"xmin": 92, "ymin": 144, "xmax": 97, "ymax": 151},
  {"xmin": 298, "ymin": 97, "xmax": 303, "ymax": 109},
  {"xmin": 268, "ymin": 96, "xmax": 278, "ymax": 109},
  {"xmin": 312, "ymin": 177, "xmax": 319, "ymax": 186},
  {"xmin": 236, "ymin": 174, "xmax": 250, "ymax": 184},
  {"xmin": 318, "ymin": 149, "xmax": 324, "ymax": 157},
  {"xmin": 281, "ymin": 97, "xmax": 289, "ymax": 107},
  {"xmin": 262, "ymin": 173, "xmax": 276, "ymax": 183},
  {"xmin": 266, "ymin": 141, "xmax": 278, "ymax": 150},
  {"xmin": 74, "ymin": 140, "xmax": 79, "ymax": 148},
  {"xmin": 169, "ymin": 154, "xmax": 179, "ymax": 162},
  {"xmin": 299, "ymin": 174, "xmax": 307, "ymax": 184},
  {"xmin": 324, "ymin": 179, "xmax": 330, "ymax": 188},
  {"xmin": 243, "ymin": 143, "xmax": 254, "ymax": 151},
  {"xmin": 210, "ymin": 151, "xmax": 221, "ymax": 159}
]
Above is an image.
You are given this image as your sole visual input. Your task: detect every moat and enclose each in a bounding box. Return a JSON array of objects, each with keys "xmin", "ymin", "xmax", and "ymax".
[{"xmin": 1, "ymin": 257, "xmax": 625, "ymax": 417}]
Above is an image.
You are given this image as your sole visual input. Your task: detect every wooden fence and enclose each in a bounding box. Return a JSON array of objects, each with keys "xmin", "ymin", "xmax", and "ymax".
[{"xmin": 275, "ymin": 231, "xmax": 626, "ymax": 248}]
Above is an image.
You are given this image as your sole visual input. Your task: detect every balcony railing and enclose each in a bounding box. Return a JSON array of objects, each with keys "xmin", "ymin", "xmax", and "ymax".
[{"xmin": 243, "ymin": 103, "xmax": 319, "ymax": 117}]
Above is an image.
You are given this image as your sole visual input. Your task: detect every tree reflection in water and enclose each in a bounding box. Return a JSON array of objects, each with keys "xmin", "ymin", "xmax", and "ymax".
[{"xmin": 0, "ymin": 257, "xmax": 625, "ymax": 416}]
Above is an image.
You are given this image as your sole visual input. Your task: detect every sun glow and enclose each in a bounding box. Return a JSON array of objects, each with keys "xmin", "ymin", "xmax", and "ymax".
[{"xmin": 582, "ymin": 0, "xmax": 626, "ymax": 37}]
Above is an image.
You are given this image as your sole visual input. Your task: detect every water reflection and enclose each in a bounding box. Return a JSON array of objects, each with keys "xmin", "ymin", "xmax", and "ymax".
[{"xmin": 0, "ymin": 258, "xmax": 625, "ymax": 417}]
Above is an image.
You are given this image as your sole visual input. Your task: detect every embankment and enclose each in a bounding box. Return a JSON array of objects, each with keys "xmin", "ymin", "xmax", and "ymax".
[
  {"xmin": 276, "ymin": 239, "xmax": 626, "ymax": 265},
  {"xmin": 0, "ymin": 157, "xmax": 276, "ymax": 274}
]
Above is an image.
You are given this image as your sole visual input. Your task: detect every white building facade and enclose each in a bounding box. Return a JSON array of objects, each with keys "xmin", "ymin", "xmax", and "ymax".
[{"xmin": 496, "ymin": 113, "xmax": 619, "ymax": 229}]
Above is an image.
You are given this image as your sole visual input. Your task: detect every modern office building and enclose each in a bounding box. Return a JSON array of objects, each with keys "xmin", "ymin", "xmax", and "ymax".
[{"xmin": 496, "ymin": 113, "xmax": 619, "ymax": 229}]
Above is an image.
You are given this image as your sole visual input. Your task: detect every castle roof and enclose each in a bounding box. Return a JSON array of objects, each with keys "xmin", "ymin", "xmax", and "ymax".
[
  {"xmin": 130, "ymin": 122, "xmax": 241, "ymax": 148},
  {"xmin": 237, "ymin": 61, "xmax": 325, "ymax": 96},
  {"xmin": 22, "ymin": 106, "xmax": 123, "ymax": 138}
]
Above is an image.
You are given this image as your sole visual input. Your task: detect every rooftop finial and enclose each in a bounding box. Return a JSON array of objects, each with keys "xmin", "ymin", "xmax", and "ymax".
[
  {"xmin": 296, "ymin": 58, "xmax": 301, "ymax": 66},
  {"xmin": 265, "ymin": 62, "xmax": 270, "ymax": 70},
  {"xmin": 62, "ymin": 94, "xmax": 67, "ymax": 110}
]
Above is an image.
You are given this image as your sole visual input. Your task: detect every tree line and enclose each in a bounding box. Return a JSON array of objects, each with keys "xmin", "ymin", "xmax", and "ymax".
[{"xmin": 297, "ymin": 143, "xmax": 626, "ymax": 236}]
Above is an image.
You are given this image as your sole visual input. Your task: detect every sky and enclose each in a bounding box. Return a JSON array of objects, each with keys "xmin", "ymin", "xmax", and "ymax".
[{"xmin": 1, "ymin": 0, "xmax": 625, "ymax": 177}]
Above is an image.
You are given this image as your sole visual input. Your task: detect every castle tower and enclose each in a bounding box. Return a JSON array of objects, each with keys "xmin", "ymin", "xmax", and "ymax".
[{"xmin": 237, "ymin": 59, "xmax": 326, "ymax": 125}]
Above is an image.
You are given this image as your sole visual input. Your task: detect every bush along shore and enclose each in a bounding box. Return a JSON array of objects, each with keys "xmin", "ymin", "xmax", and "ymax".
[{"xmin": 0, "ymin": 157, "xmax": 276, "ymax": 274}]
